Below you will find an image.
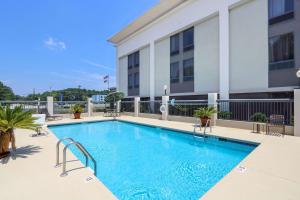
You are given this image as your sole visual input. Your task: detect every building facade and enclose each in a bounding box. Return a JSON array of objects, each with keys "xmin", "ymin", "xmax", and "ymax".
[{"xmin": 109, "ymin": 0, "xmax": 300, "ymax": 100}]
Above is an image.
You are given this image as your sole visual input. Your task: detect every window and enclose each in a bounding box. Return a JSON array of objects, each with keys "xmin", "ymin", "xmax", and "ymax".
[
  {"xmin": 134, "ymin": 51, "xmax": 139, "ymax": 68},
  {"xmin": 128, "ymin": 51, "xmax": 139, "ymax": 69},
  {"xmin": 269, "ymin": 0, "xmax": 294, "ymax": 19},
  {"xmin": 170, "ymin": 34, "xmax": 180, "ymax": 56},
  {"xmin": 183, "ymin": 58, "xmax": 194, "ymax": 81},
  {"xmin": 134, "ymin": 72, "xmax": 139, "ymax": 88},
  {"xmin": 128, "ymin": 54, "xmax": 134, "ymax": 69},
  {"xmin": 183, "ymin": 27, "xmax": 194, "ymax": 51},
  {"xmin": 128, "ymin": 74, "xmax": 133, "ymax": 89},
  {"xmin": 269, "ymin": 32, "xmax": 294, "ymax": 70},
  {"xmin": 170, "ymin": 62, "xmax": 179, "ymax": 83}
]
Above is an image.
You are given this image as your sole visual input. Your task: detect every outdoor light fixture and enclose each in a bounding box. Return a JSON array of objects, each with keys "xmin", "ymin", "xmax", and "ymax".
[
  {"xmin": 297, "ymin": 69, "xmax": 300, "ymax": 78},
  {"xmin": 164, "ymin": 85, "xmax": 168, "ymax": 95}
]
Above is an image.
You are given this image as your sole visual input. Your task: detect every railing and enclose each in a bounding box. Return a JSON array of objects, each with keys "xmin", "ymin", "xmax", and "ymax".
[
  {"xmin": 92, "ymin": 102, "xmax": 108, "ymax": 112},
  {"xmin": 120, "ymin": 101, "xmax": 134, "ymax": 112},
  {"xmin": 217, "ymin": 99, "xmax": 294, "ymax": 125},
  {"xmin": 0, "ymin": 101, "xmax": 48, "ymax": 114},
  {"xmin": 53, "ymin": 101, "xmax": 87, "ymax": 114},
  {"xmin": 139, "ymin": 101, "xmax": 162, "ymax": 114},
  {"xmin": 168, "ymin": 100, "xmax": 208, "ymax": 117}
]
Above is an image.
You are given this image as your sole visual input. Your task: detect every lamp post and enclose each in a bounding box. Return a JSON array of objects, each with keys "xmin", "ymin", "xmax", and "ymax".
[
  {"xmin": 164, "ymin": 85, "xmax": 168, "ymax": 96},
  {"xmin": 297, "ymin": 69, "xmax": 300, "ymax": 88}
]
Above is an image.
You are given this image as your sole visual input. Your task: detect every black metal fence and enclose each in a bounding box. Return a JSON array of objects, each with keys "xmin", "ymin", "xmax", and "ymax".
[
  {"xmin": 139, "ymin": 101, "xmax": 161, "ymax": 114},
  {"xmin": 217, "ymin": 99, "xmax": 294, "ymax": 125},
  {"xmin": 53, "ymin": 101, "xmax": 88, "ymax": 114},
  {"xmin": 0, "ymin": 101, "xmax": 48, "ymax": 114},
  {"xmin": 120, "ymin": 101, "xmax": 134, "ymax": 112},
  {"xmin": 92, "ymin": 102, "xmax": 108, "ymax": 112},
  {"xmin": 168, "ymin": 100, "xmax": 208, "ymax": 117}
]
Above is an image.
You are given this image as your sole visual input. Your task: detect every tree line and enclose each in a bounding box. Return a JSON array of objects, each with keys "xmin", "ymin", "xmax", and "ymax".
[{"xmin": 0, "ymin": 81, "xmax": 109, "ymax": 101}]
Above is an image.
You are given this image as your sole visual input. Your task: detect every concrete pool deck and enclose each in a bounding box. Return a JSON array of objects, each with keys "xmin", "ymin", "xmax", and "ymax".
[{"xmin": 1, "ymin": 116, "xmax": 300, "ymax": 200}]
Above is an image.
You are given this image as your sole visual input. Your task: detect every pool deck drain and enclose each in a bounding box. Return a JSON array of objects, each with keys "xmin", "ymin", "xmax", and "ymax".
[{"xmin": 1, "ymin": 115, "xmax": 300, "ymax": 200}]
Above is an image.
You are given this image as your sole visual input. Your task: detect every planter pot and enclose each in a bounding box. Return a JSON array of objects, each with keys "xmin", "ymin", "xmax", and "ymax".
[
  {"xmin": 74, "ymin": 113, "xmax": 81, "ymax": 119},
  {"xmin": 200, "ymin": 117, "xmax": 211, "ymax": 127},
  {"xmin": 0, "ymin": 133, "xmax": 11, "ymax": 156}
]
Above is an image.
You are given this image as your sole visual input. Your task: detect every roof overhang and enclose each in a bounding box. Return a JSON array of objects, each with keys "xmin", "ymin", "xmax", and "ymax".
[{"xmin": 108, "ymin": 0, "xmax": 187, "ymax": 44}]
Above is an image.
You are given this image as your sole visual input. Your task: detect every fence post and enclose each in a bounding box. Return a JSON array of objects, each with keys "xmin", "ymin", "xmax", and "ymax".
[
  {"xmin": 37, "ymin": 98, "xmax": 41, "ymax": 113},
  {"xmin": 47, "ymin": 96, "xmax": 54, "ymax": 116},
  {"xmin": 116, "ymin": 100, "xmax": 121, "ymax": 113},
  {"xmin": 294, "ymin": 89, "xmax": 300, "ymax": 136},
  {"xmin": 88, "ymin": 98, "xmax": 93, "ymax": 117},
  {"xmin": 208, "ymin": 93, "xmax": 218, "ymax": 126},
  {"xmin": 134, "ymin": 97, "xmax": 140, "ymax": 117},
  {"xmin": 162, "ymin": 96, "xmax": 169, "ymax": 120}
]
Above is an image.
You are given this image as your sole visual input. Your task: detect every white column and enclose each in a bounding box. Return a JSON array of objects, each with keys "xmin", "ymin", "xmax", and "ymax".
[
  {"xmin": 47, "ymin": 96, "xmax": 54, "ymax": 116},
  {"xmin": 149, "ymin": 41, "xmax": 155, "ymax": 101},
  {"xmin": 162, "ymin": 96, "xmax": 169, "ymax": 120},
  {"xmin": 116, "ymin": 48, "xmax": 120, "ymax": 91},
  {"xmin": 116, "ymin": 100, "xmax": 121, "ymax": 113},
  {"xmin": 87, "ymin": 98, "xmax": 93, "ymax": 117},
  {"xmin": 294, "ymin": 89, "xmax": 300, "ymax": 136},
  {"xmin": 208, "ymin": 93, "xmax": 218, "ymax": 126},
  {"xmin": 134, "ymin": 97, "xmax": 140, "ymax": 117},
  {"xmin": 219, "ymin": 6, "xmax": 230, "ymax": 100}
]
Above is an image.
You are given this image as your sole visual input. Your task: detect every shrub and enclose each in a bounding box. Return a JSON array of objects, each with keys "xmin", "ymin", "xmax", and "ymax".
[{"xmin": 250, "ymin": 112, "xmax": 267, "ymax": 123}]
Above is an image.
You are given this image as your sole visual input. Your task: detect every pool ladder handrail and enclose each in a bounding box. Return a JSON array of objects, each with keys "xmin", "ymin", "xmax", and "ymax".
[
  {"xmin": 193, "ymin": 118, "xmax": 211, "ymax": 138},
  {"xmin": 56, "ymin": 137, "xmax": 75, "ymax": 166},
  {"xmin": 56, "ymin": 138, "xmax": 97, "ymax": 177}
]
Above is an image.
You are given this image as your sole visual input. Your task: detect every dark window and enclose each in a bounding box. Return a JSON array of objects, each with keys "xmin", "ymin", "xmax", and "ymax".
[
  {"xmin": 183, "ymin": 27, "xmax": 194, "ymax": 52},
  {"xmin": 269, "ymin": 32, "xmax": 294, "ymax": 70},
  {"xmin": 134, "ymin": 72, "xmax": 139, "ymax": 88},
  {"xmin": 128, "ymin": 51, "xmax": 139, "ymax": 69},
  {"xmin": 269, "ymin": 0, "xmax": 294, "ymax": 19},
  {"xmin": 170, "ymin": 62, "xmax": 179, "ymax": 83},
  {"xmin": 170, "ymin": 34, "xmax": 180, "ymax": 56},
  {"xmin": 183, "ymin": 58, "xmax": 194, "ymax": 81},
  {"xmin": 134, "ymin": 51, "xmax": 139, "ymax": 68},
  {"xmin": 128, "ymin": 54, "xmax": 134, "ymax": 69},
  {"xmin": 128, "ymin": 74, "xmax": 133, "ymax": 89}
]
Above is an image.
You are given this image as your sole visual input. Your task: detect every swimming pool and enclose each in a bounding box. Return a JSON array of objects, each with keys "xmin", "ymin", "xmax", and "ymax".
[{"xmin": 49, "ymin": 120, "xmax": 256, "ymax": 200}]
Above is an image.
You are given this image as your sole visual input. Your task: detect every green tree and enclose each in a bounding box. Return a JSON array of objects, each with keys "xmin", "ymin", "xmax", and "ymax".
[{"xmin": 0, "ymin": 81, "xmax": 15, "ymax": 100}]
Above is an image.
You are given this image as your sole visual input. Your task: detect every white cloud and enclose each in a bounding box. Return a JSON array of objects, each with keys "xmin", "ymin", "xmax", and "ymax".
[
  {"xmin": 44, "ymin": 37, "xmax": 66, "ymax": 51},
  {"xmin": 82, "ymin": 59, "xmax": 115, "ymax": 71}
]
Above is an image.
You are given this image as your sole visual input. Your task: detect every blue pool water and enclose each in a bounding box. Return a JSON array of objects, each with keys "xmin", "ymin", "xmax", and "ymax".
[{"xmin": 50, "ymin": 121, "xmax": 256, "ymax": 200}]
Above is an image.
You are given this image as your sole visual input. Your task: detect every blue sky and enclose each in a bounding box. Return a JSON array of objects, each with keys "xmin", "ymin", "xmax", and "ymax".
[{"xmin": 0, "ymin": 0, "xmax": 158, "ymax": 95}]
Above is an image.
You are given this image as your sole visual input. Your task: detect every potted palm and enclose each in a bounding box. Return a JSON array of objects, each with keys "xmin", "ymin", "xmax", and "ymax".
[
  {"xmin": 194, "ymin": 107, "xmax": 217, "ymax": 126},
  {"xmin": 70, "ymin": 104, "xmax": 84, "ymax": 119},
  {"xmin": 0, "ymin": 106, "xmax": 38, "ymax": 158}
]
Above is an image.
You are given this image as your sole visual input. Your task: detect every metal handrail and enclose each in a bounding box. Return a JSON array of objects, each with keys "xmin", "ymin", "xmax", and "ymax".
[
  {"xmin": 61, "ymin": 141, "xmax": 97, "ymax": 177},
  {"xmin": 56, "ymin": 138, "xmax": 75, "ymax": 166},
  {"xmin": 193, "ymin": 118, "xmax": 211, "ymax": 138}
]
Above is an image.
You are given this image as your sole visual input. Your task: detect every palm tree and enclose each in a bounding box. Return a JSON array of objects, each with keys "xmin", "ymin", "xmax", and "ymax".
[{"xmin": 0, "ymin": 106, "xmax": 38, "ymax": 157}]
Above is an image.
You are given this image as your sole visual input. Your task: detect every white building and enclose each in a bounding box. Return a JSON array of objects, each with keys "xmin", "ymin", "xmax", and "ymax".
[
  {"xmin": 109, "ymin": 0, "xmax": 300, "ymax": 100},
  {"xmin": 92, "ymin": 95, "xmax": 107, "ymax": 103}
]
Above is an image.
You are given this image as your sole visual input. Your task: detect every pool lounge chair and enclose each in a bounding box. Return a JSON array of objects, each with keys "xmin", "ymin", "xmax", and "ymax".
[
  {"xmin": 32, "ymin": 114, "xmax": 47, "ymax": 136},
  {"xmin": 46, "ymin": 112, "xmax": 63, "ymax": 121},
  {"xmin": 266, "ymin": 114, "xmax": 285, "ymax": 136}
]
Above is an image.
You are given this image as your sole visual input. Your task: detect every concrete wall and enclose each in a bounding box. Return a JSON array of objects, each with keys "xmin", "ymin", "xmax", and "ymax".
[
  {"xmin": 229, "ymin": 0, "xmax": 269, "ymax": 93},
  {"xmin": 118, "ymin": 56, "xmax": 128, "ymax": 96},
  {"xmin": 194, "ymin": 15, "xmax": 219, "ymax": 94},
  {"xmin": 140, "ymin": 46, "xmax": 151, "ymax": 97},
  {"xmin": 155, "ymin": 37, "xmax": 170, "ymax": 96},
  {"xmin": 216, "ymin": 119, "xmax": 294, "ymax": 136}
]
